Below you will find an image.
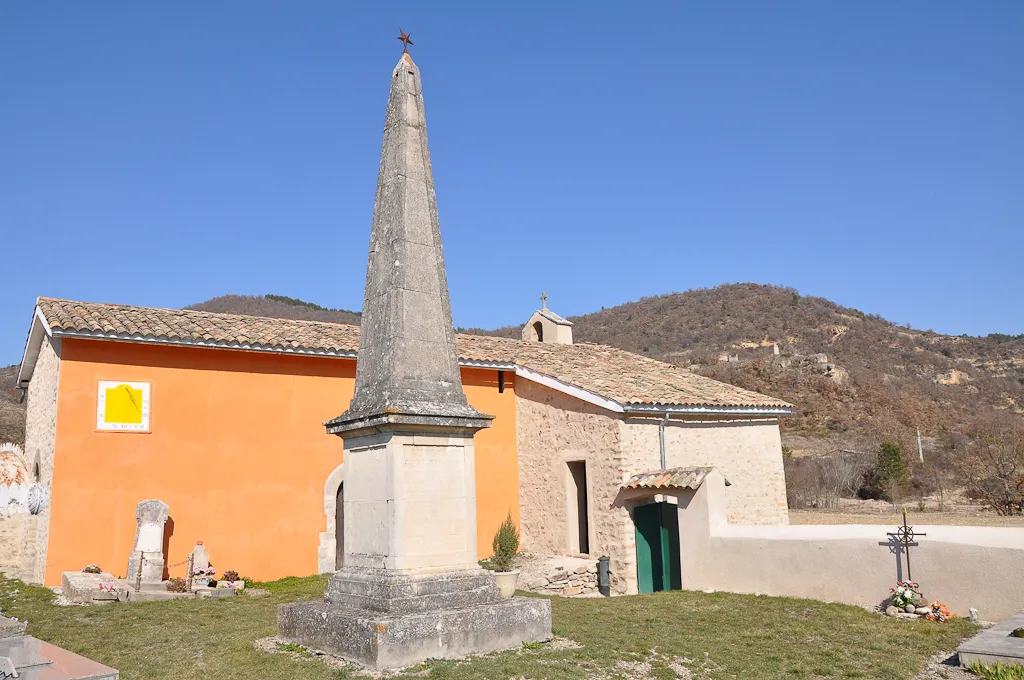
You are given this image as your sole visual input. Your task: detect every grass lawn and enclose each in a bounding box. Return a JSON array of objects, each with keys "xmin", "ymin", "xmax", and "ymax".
[{"xmin": 0, "ymin": 574, "xmax": 978, "ymax": 679}]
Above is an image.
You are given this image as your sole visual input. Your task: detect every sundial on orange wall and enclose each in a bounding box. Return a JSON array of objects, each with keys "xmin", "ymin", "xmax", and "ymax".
[{"xmin": 96, "ymin": 381, "xmax": 150, "ymax": 432}]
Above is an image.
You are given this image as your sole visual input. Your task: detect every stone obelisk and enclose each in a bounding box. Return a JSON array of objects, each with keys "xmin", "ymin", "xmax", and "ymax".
[{"xmin": 278, "ymin": 49, "xmax": 551, "ymax": 669}]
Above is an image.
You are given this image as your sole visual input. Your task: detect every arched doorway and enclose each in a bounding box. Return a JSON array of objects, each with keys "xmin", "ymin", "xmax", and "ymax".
[{"xmin": 317, "ymin": 463, "xmax": 345, "ymax": 573}]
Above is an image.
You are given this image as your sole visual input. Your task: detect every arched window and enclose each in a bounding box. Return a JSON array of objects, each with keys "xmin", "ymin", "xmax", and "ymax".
[{"xmin": 533, "ymin": 321, "xmax": 544, "ymax": 342}]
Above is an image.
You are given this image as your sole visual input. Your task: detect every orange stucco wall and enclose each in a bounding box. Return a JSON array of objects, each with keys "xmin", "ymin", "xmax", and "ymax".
[{"xmin": 44, "ymin": 338, "xmax": 519, "ymax": 585}]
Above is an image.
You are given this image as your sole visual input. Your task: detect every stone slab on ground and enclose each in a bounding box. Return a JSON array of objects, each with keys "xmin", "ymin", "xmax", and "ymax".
[
  {"xmin": 278, "ymin": 597, "xmax": 552, "ymax": 670},
  {"xmin": 195, "ymin": 587, "xmax": 237, "ymax": 599},
  {"xmin": 0, "ymin": 616, "xmax": 27, "ymax": 639},
  {"xmin": 0, "ymin": 633, "xmax": 119, "ymax": 679},
  {"xmin": 958, "ymin": 611, "xmax": 1024, "ymax": 667},
  {"xmin": 60, "ymin": 571, "xmax": 120, "ymax": 604},
  {"xmin": 119, "ymin": 589, "xmax": 193, "ymax": 603}
]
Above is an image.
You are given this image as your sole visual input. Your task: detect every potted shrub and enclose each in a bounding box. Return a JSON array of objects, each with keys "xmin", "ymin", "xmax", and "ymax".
[{"xmin": 490, "ymin": 512, "xmax": 520, "ymax": 599}]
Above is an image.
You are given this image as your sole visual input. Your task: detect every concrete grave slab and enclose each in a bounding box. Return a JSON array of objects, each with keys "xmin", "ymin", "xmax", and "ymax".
[
  {"xmin": 0, "ymin": 633, "xmax": 119, "ymax": 679},
  {"xmin": 61, "ymin": 572, "xmax": 121, "ymax": 604},
  {"xmin": 0, "ymin": 616, "xmax": 27, "ymax": 640},
  {"xmin": 958, "ymin": 611, "xmax": 1024, "ymax": 667}
]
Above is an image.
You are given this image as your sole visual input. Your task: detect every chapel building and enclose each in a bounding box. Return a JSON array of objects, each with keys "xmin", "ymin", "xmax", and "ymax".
[{"xmin": 11, "ymin": 296, "xmax": 791, "ymax": 595}]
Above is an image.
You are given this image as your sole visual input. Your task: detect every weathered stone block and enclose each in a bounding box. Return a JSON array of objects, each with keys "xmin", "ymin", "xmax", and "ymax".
[
  {"xmin": 61, "ymin": 571, "xmax": 119, "ymax": 604},
  {"xmin": 0, "ymin": 616, "xmax": 26, "ymax": 639},
  {"xmin": 279, "ymin": 597, "xmax": 551, "ymax": 670}
]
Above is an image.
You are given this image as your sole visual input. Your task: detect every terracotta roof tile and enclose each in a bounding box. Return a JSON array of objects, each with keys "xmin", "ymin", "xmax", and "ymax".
[
  {"xmin": 623, "ymin": 466, "xmax": 730, "ymax": 490},
  {"xmin": 34, "ymin": 297, "xmax": 791, "ymax": 410}
]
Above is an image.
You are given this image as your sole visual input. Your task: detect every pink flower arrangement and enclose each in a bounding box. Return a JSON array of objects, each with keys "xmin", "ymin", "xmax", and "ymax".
[
  {"xmin": 888, "ymin": 581, "xmax": 921, "ymax": 608},
  {"xmin": 98, "ymin": 583, "xmax": 116, "ymax": 594}
]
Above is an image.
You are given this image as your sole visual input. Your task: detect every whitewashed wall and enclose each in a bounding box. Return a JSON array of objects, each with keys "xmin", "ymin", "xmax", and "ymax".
[{"xmin": 676, "ymin": 471, "xmax": 1024, "ymax": 622}]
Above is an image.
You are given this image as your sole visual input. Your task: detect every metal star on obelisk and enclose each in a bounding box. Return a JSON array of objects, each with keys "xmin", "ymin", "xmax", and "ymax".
[
  {"xmin": 887, "ymin": 507, "xmax": 926, "ymax": 581},
  {"xmin": 397, "ymin": 29, "xmax": 414, "ymax": 53}
]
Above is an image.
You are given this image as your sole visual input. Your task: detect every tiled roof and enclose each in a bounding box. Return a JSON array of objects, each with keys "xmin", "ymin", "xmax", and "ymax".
[
  {"xmin": 537, "ymin": 308, "xmax": 572, "ymax": 326},
  {"xmin": 623, "ymin": 466, "xmax": 730, "ymax": 490},
  {"xmin": 32, "ymin": 298, "xmax": 792, "ymax": 410}
]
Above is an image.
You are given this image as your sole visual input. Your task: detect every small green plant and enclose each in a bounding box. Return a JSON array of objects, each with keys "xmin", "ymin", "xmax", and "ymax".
[
  {"xmin": 968, "ymin": 661, "xmax": 1024, "ymax": 679},
  {"xmin": 276, "ymin": 642, "xmax": 306, "ymax": 653},
  {"xmin": 490, "ymin": 511, "xmax": 520, "ymax": 573},
  {"xmin": 1011, "ymin": 627, "xmax": 1024, "ymax": 638}
]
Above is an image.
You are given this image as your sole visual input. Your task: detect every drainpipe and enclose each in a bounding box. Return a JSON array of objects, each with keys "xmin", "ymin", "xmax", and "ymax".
[{"xmin": 659, "ymin": 414, "xmax": 669, "ymax": 469}]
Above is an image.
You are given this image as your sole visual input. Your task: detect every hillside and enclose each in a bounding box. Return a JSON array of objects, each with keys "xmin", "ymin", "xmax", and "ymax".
[
  {"xmin": 0, "ymin": 364, "xmax": 25, "ymax": 445},
  {"xmin": 188, "ymin": 286, "xmax": 1024, "ymax": 458},
  {"xmin": 186, "ymin": 294, "xmax": 361, "ymax": 325},
  {"xmin": 3, "ymin": 286, "xmax": 1021, "ymax": 459},
  {"xmin": 470, "ymin": 283, "xmax": 1024, "ymax": 457}
]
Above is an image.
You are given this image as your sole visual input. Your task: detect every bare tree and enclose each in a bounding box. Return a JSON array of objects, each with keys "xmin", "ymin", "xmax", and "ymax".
[{"xmin": 952, "ymin": 419, "xmax": 1024, "ymax": 516}]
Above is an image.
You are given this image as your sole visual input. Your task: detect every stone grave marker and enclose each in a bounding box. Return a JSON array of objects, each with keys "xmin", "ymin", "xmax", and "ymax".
[{"xmin": 125, "ymin": 499, "xmax": 169, "ymax": 590}]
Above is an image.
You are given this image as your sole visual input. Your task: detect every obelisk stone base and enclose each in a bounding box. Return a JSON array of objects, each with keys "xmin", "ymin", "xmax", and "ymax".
[
  {"xmin": 324, "ymin": 567, "xmax": 505, "ymax": 614},
  {"xmin": 278, "ymin": 596, "xmax": 552, "ymax": 669}
]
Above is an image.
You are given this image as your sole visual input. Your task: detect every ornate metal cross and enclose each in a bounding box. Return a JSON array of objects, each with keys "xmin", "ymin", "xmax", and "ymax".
[
  {"xmin": 540, "ymin": 292, "xmax": 548, "ymax": 309},
  {"xmin": 887, "ymin": 507, "xmax": 926, "ymax": 581},
  {"xmin": 397, "ymin": 29, "xmax": 414, "ymax": 53}
]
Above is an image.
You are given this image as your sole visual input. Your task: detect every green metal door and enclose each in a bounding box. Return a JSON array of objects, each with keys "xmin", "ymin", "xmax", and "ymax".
[
  {"xmin": 634, "ymin": 503, "xmax": 661, "ymax": 594},
  {"xmin": 633, "ymin": 501, "xmax": 681, "ymax": 594},
  {"xmin": 660, "ymin": 502, "xmax": 682, "ymax": 591}
]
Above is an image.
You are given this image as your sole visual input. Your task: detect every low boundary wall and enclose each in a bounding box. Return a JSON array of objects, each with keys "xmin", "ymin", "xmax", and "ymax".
[{"xmin": 674, "ymin": 471, "xmax": 1024, "ymax": 622}]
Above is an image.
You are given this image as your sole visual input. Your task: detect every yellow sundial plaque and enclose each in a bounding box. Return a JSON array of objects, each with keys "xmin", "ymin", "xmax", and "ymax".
[{"xmin": 96, "ymin": 381, "xmax": 150, "ymax": 432}]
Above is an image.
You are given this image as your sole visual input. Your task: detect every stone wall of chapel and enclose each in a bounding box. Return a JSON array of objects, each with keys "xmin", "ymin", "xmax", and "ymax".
[
  {"xmin": 21, "ymin": 336, "xmax": 61, "ymax": 583},
  {"xmin": 618, "ymin": 416, "xmax": 789, "ymax": 526},
  {"xmin": 515, "ymin": 380, "xmax": 636, "ymax": 592},
  {"xmin": 0, "ymin": 515, "xmax": 39, "ymax": 581}
]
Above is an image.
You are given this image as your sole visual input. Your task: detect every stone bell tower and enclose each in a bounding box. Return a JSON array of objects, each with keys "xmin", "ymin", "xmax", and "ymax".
[{"xmin": 278, "ymin": 45, "xmax": 551, "ymax": 669}]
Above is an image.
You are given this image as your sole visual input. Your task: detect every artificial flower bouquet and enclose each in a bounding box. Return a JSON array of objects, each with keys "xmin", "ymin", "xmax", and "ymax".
[
  {"xmin": 888, "ymin": 581, "xmax": 922, "ymax": 609},
  {"xmin": 924, "ymin": 601, "xmax": 955, "ymax": 623}
]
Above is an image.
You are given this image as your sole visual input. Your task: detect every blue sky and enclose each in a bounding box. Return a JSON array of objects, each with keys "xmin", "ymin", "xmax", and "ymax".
[{"xmin": 2, "ymin": 2, "xmax": 1022, "ymax": 364}]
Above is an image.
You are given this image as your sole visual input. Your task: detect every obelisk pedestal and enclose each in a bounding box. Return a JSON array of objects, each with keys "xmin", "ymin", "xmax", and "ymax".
[{"xmin": 278, "ymin": 49, "xmax": 550, "ymax": 669}]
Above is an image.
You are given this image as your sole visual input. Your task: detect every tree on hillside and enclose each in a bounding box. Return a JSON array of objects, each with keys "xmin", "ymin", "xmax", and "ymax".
[
  {"xmin": 859, "ymin": 441, "xmax": 908, "ymax": 503},
  {"xmin": 952, "ymin": 419, "xmax": 1024, "ymax": 516}
]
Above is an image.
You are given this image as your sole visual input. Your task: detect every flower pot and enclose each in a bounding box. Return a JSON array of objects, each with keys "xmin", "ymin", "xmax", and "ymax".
[{"xmin": 494, "ymin": 570, "xmax": 520, "ymax": 599}]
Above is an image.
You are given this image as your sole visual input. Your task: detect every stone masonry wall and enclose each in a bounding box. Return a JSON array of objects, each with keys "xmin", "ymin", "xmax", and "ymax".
[
  {"xmin": 524, "ymin": 557, "xmax": 600, "ymax": 597},
  {"xmin": 619, "ymin": 416, "xmax": 789, "ymax": 525},
  {"xmin": 22, "ymin": 336, "xmax": 61, "ymax": 583},
  {"xmin": 514, "ymin": 380, "xmax": 633, "ymax": 592},
  {"xmin": 0, "ymin": 515, "xmax": 39, "ymax": 580}
]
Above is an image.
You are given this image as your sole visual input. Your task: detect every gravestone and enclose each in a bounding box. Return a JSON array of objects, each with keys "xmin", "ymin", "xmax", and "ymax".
[
  {"xmin": 278, "ymin": 48, "xmax": 551, "ymax": 670},
  {"xmin": 191, "ymin": 541, "xmax": 210, "ymax": 572},
  {"xmin": 125, "ymin": 499, "xmax": 169, "ymax": 588}
]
